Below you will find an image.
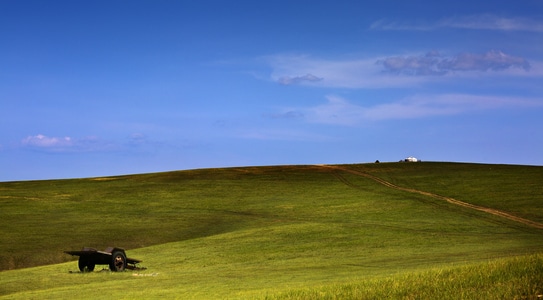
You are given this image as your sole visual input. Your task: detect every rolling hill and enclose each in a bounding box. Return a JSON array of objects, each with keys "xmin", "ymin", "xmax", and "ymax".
[{"xmin": 1, "ymin": 162, "xmax": 542, "ymax": 298}]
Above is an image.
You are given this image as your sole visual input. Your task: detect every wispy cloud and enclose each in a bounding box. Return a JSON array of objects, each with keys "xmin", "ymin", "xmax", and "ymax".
[
  {"xmin": 378, "ymin": 50, "xmax": 530, "ymax": 75},
  {"xmin": 292, "ymin": 94, "xmax": 543, "ymax": 126},
  {"xmin": 19, "ymin": 133, "xmax": 179, "ymax": 154},
  {"xmin": 267, "ymin": 54, "xmax": 426, "ymax": 88},
  {"xmin": 277, "ymin": 73, "xmax": 323, "ymax": 85},
  {"xmin": 371, "ymin": 14, "xmax": 543, "ymax": 32},
  {"xmin": 369, "ymin": 19, "xmax": 434, "ymax": 31},
  {"xmin": 265, "ymin": 111, "xmax": 304, "ymax": 119},
  {"xmin": 441, "ymin": 15, "xmax": 543, "ymax": 32},
  {"xmin": 267, "ymin": 51, "xmax": 535, "ymax": 89},
  {"xmin": 21, "ymin": 134, "xmax": 115, "ymax": 153},
  {"xmin": 22, "ymin": 134, "xmax": 73, "ymax": 148}
]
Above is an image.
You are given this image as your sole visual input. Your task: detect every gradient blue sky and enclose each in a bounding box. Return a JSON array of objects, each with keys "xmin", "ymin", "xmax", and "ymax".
[{"xmin": 2, "ymin": 0, "xmax": 543, "ymax": 181}]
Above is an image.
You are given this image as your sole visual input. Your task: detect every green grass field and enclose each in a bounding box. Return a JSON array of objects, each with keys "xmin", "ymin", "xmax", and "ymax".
[{"xmin": 1, "ymin": 162, "xmax": 542, "ymax": 299}]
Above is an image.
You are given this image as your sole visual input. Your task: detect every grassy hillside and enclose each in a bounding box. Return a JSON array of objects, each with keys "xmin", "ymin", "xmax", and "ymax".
[{"xmin": 1, "ymin": 162, "xmax": 542, "ymax": 298}]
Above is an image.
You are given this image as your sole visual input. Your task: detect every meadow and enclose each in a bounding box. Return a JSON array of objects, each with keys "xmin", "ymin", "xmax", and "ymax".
[{"xmin": 1, "ymin": 162, "xmax": 542, "ymax": 299}]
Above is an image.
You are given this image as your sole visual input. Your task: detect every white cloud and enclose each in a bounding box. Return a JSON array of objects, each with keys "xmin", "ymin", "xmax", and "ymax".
[
  {"xmin": 371, "ymin": 14, "xmax": 543, "ymax": 32},
  {"xmin": 21, "ymin": 134, "xmax": 114, "ymax": 152},
  {"xmin": 267, "ymin": 54, "xmax": 426, "ymax": 89},
  {"xmin": 378, "ymin": 50, "xmax": 530, "ymax": 75},
  {"xmin": 278, "ymin": 73, "xmax": 323, "ymax": 85},
  {"xmin": 296, "ymin": 94, "xmax": 543, "ymax": 125},
  {"xmin": 22, "ymin": 134, "xmax": 73, "ymax": 148},
  {"xmin": 267, "ymin": 52, "xmax": 537, "ymax": 89}
]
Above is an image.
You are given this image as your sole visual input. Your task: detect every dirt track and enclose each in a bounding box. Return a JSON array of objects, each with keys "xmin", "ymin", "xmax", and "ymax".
[{"xmin": 321, "ymin": 165, "xmax": 543, "ymax": 230}]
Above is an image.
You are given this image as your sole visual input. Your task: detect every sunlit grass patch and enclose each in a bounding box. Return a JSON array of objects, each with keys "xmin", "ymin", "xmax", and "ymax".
[{"xmin": 264, "ymin": 254, "xmax": 543, "ymax": 300}]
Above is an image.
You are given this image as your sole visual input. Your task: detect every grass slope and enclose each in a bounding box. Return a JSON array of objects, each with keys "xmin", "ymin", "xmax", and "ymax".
[{"xmin": 1, "ymin": 162, "xmax": 542, "ymax": 298}]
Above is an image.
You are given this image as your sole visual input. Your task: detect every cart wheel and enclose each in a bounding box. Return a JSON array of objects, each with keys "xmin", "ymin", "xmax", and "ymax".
[
  {"xmin": 87, "ymin": 262, "xmax": 95, "ymax": 272},
  {"xmin": 78, "ymin": 257, "xmax": 95, "ymax": 272},
  {"xmin": 110, "ymin": 251, "xmax": 126, "ymax": 271}
]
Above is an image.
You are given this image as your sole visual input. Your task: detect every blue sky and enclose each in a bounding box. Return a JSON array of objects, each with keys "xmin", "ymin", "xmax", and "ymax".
[{"xmin": 1, "ymin": 0, "xmax": 543, "ymax": 181}]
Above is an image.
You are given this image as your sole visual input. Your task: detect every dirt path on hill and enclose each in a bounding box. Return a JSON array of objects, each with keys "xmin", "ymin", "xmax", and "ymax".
[{"xmin": 320, "ymin": 165, "xmax": 543, "ymax": 230}]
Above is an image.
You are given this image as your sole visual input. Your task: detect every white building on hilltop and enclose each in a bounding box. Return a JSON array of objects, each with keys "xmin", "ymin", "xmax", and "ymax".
[{"xmin": 404, "ymin": 156, "xmax": 420, "ymax": 162}]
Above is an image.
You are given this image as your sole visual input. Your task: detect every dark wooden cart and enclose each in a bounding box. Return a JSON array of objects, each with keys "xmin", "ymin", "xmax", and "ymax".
[{"xmin": 64, "ymin": 247, "xmax": 143, "ymax": 272}]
